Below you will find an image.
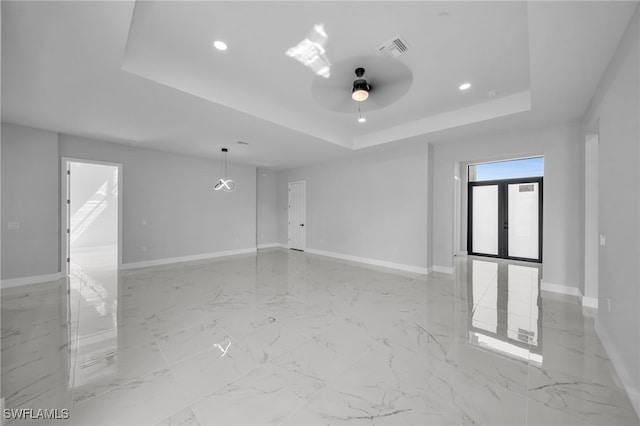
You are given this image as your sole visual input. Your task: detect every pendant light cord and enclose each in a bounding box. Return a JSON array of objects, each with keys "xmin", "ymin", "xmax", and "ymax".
[
  {"xmin": 220, "ymin": 148, "xmax": 228, "ymax": 179},
  {"xmin": 220, "ymin": 151, "xmax": 225, "ymax": 179}
]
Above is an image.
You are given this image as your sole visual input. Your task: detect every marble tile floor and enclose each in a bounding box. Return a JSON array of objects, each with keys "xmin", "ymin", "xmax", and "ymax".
[{"xmin": 1, "ymin": 248, "xmax": 638, "ymax": 425}]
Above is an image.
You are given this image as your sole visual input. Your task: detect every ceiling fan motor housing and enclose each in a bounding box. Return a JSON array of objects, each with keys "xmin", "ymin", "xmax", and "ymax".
[{"xmin": 353, "ymin": 79, "xmax": 370, "ymax": 92}]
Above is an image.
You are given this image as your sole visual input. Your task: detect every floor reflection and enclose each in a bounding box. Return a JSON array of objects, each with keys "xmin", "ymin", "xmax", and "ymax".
[
  {"xmin": 466, "ymin": 257, "xmax": 543, "ymax": 365},
  {"xmin": 69, "ymin": 245, "xmax": 120, "ymax": 404},
  {"xmin": 1, "ymin": 250, "xmax": 636, "ymax": 425}
]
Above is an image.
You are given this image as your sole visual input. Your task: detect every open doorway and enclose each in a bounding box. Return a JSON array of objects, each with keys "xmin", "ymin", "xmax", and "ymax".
[
  {"xmin": 467, "ymin": 157, "xmax": 543, "ymax": 262},
  {"xmin": 62, "ymin": 159, "xmax": 122, "ymax": 276}
]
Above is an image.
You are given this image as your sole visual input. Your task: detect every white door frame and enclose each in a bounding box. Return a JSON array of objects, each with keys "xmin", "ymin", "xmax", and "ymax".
[
  {"xmin": 454, "ymin": 175, "xmax": 461, "ymax": 256},
  {"xmin": 584, "ymin": 134, "xmax": 599, "ymax": 309},
  {"xmin": 60, "ymin": 157, "xmax": 123, "ymax": 275},
  {"xmin": 288, "ymin": 181, "xmax": 306, "ymax": 251}
]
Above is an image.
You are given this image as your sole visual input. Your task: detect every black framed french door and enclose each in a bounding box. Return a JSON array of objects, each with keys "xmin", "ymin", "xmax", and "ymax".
[{"xmin": 468, "ymin": 177, "xmax": 543, "ymax": 262}]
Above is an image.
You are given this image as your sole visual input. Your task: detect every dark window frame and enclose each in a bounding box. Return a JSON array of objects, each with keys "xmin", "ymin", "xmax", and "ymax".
[{"xmin": 468, "ymin": 176, "xmax": 543, "ymax": 263}]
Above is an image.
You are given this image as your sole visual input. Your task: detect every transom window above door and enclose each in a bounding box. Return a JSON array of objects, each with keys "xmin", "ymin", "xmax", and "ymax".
[{"xmin": 469, "ymin": 157, "xmax": 544, "ymax": 182}]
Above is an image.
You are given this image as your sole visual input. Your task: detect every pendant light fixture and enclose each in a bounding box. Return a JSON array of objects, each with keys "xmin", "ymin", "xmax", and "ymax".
[{"xmin": 214, "ymin": 148, "xmax": 236, "ymax": 192}]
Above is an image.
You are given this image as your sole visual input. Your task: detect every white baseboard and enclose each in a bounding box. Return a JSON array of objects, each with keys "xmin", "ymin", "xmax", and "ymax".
[
  {"xmin": 582, "ymin": 296, "xmax": 598, "ymax": 309},
  {"xmin": 257, "ymin": 243, "xmax": 287, "ymax": 249},
  {"xmin": 540, "ymin": 281, "xmax": 582, "ymax": 297},
  {"xmin": 304, "ymin": 248, "xmax": 429, "ymax": 275},
  {"xmin": 431, "ymin": 265, "xmax": 454, "ymax": 275},
  {"xmin": 1, "ymin": 272, "xmax": 64, "ymax": 289},
  {"xmin": 595, "ymin": 319, "xmax": 640, "ymax": 418},
  {"xmin": 121, "ymin": 248, "xmax": 257, "ymax": 270}
]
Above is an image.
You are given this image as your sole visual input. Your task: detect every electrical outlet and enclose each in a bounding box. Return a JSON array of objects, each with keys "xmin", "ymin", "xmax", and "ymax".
[
  {"xmin": 7, "ymin": 222, "xmax": 19, "ymax": 230},
  {"xmin": 607, "ymin": 298, "xmax": 611, "ymax": 312},
  {"xmin": 600, "ymin": 235, "xmax": 606, "ymax": 246}
]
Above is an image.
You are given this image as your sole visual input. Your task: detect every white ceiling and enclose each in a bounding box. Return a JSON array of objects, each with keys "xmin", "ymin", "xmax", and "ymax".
[{"xmin": 2, "ymin": 1, "xmax": 637, "ymax": 169}]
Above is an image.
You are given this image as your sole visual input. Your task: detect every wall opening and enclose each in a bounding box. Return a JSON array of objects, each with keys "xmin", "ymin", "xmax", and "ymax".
[{"xmin": 63, "ymin": 159, "xmax": 122, "ymax": 276}]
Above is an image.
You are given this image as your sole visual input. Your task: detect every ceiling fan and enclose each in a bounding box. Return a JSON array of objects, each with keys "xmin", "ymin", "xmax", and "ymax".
[
  {"xmin": 351, "ymin": 68, "xmax": 371, "ymax": 102},
  {"xmin": 311, "ymin": 55, "xmax": 413, "ymax": 113}
]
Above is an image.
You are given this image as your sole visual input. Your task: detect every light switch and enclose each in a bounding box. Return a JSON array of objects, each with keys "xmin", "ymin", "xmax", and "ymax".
[{"xmin": 8, "ymin": 222, "xmax": 19, "ymax": 230}]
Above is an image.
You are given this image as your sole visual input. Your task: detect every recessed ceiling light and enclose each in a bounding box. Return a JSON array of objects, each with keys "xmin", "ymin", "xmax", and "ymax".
[
  {"xmin": 459, "ymin": 82, "xmax": 471, "ymax": 91},
  {"xmin": 213, "ymin": 40, "xmax": 228, "ymax": 51},
  {"xmin": 488, "ymin": 90, "xmax": 498, "ymax": 97},
  {"xmin": 358, "ymin": 117, "xmax": 366, "ymax": 123}
]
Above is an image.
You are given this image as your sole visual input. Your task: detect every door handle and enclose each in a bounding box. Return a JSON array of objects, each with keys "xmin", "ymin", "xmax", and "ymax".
[{"xmin": 300, "ymin": 224, "xmax": 304, "ymax": 227}]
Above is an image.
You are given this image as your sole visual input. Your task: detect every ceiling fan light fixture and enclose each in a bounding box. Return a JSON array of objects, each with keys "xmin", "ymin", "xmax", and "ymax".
[
  {"xmin": 352, "ymin": 86, "xmax": 370, "ymax": 102},
  {"xmin": 351, "ymin": 68, "xmax": 370, "ymax": 102}
]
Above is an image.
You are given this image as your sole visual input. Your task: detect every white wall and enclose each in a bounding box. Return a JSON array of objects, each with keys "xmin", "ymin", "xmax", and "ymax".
[
  {"xmin": 256, "ymin": 169, "xmax": 278, "ymax": 246},
  {"xmin": 1, "ymin": 123, "xmax": 259, "ymax": 282},
  {"xmin": 1, "ymin": 0, "xmax": 4, "ymax": 380},
  {"xmin": 582, "ymin": 5, "xmax": 640, "ymax": 412},
  {"xmin": 431, "ymin": 123, "xmax": 584, "ymax": 291},
  {"xmin": 60, "ymin": 134, "xmax": 257, "ymax": 266},
  {"xmin": 69, "ymin": 162, "xmax": 119, "ymax": 249},
  {"xmin": 1, "ymin": 123, "xmax": 59, "ymax": 280},
  {"xmin": 426, "ymin": 143, "xmax": 434, "ymax": 268},
  {"xmin": 276, "ymin": 139, "xmax": 429, "ymax": 271}
]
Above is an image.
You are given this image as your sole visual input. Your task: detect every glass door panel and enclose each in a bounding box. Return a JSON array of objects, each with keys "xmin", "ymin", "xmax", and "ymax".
[
  {"xmin": 507, "ymin": 182, "xmax": 539, "ymax": 260},
  {"xmin": 471, "ymin": 185, "xmax": 499, "ymax": 255}
]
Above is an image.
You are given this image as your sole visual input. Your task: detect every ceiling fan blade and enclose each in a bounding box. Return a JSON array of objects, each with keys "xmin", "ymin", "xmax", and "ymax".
[
  {"xmin": 311, "ymin": 78, "xmax": 353, "ymax": 111},
  {"xmin": 367, "ymin": 77, "xmax": 413, "ymax": 109}
]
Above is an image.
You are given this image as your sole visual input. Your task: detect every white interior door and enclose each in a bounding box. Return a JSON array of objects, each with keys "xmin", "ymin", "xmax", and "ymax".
[{"xmin": 288, "ymin": 181, "xmax": 306, "ymax": 250}]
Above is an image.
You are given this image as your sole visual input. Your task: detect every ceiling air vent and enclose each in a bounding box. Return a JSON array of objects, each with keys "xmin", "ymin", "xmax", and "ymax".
[{"xmin": 378, "ymin": 36, "xmax": 410, "ymax": 58}]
